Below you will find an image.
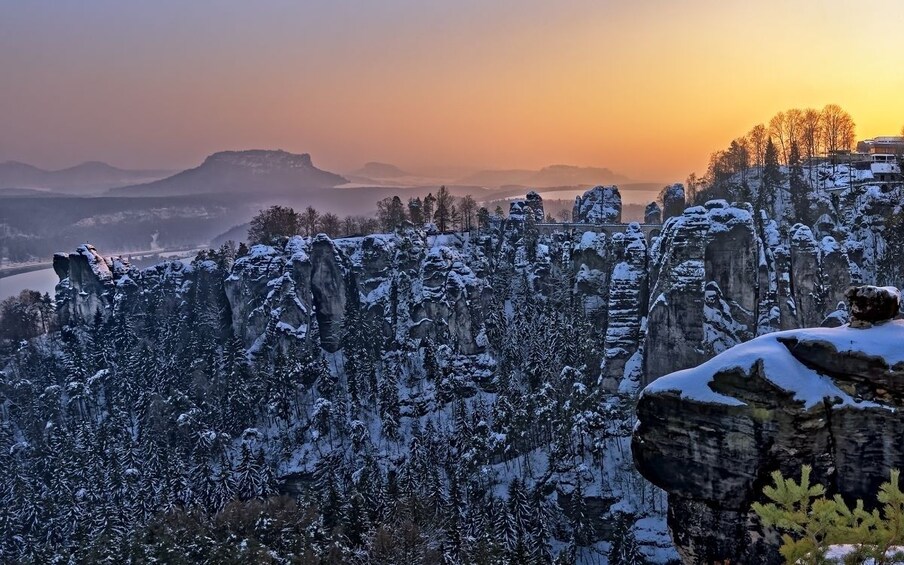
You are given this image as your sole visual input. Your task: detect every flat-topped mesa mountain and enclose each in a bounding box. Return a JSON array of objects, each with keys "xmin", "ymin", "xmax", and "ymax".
[
  {"xmin": 633, "ymin": 285, "xmax": 904, "ymax": 564},
  {"xmin": 108, "ymin": 149, "xmax": 348, "ymax": 197},
  {"xmin": 0, "ymin": 160, "xmax": 170, "ymax": 194}
]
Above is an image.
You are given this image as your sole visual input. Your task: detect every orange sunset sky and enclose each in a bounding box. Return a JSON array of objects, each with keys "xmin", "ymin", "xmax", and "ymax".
[{"xmin": 1, "ymin": 0, "xmax": 902, "ymax": 182}]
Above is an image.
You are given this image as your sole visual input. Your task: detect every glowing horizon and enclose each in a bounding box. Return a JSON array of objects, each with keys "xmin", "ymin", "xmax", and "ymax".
[{"xmin": 2, "ymin": 0, "xmax": 902, "ymax": 182}]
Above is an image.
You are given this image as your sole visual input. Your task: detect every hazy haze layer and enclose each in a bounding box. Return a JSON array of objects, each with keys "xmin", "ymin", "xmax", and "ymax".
[{"xmin": 2, "ymin": 0, "xmax": 903, "ymax": 181}]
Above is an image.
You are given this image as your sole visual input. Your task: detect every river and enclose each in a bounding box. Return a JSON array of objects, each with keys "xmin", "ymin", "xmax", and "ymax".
[{"xmin": 0, "ymin": 267, "xmax": 59, "ymax": 301}]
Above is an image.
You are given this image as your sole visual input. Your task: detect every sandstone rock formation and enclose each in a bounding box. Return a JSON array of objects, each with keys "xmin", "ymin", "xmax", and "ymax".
[
  {"xmin": 573, "ymin": 185, "xmax": 622, "ymax": 224},
  {"xmin": 599, "ymin": 224, "xmax": 648, "ymax": 392},
  {"xmin": 644, "ymin": 202, "xmax": 662, "ymax": 224},
  {"xmin": 225, "ymin": 238, "xmax": 317, "ymax": 351},
  {"xmin": 54, "ymin": 229, "xmax": 488, "ymax": 356},
  {"xmin": 53, "ymin": 181, "xmax": 896, "ymax": 396},
  {"xmin": 660, "ymin": 183, "xmax": 685, "ymax": 222},
  {"xmin": 633, "ymin": 285, "xmax": 904, "ymax": 564},
  {"xmin": 645, "ymin": 201, "xmax": 761, "ymax": 382},
  {"xmin": 54, "ymin": 244, "xmax": 123, "ymax": 325},
  {"xmin": 525, "ymin": 190, "xmax": 545, "ymax": 222},
  {"xmin": 643, "ymin": 201, "xmax": 857, "ymax": 384}
]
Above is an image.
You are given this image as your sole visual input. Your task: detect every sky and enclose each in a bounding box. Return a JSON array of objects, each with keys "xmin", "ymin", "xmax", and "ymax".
[{"xmin": 1, "ymin": 0, "xmax": 903, "ymax": 181}]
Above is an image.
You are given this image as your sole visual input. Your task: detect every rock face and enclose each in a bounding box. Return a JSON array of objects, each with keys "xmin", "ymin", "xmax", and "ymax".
[
  {"xmin": 225, "ymin": 237, "xmax": 318, "ymax": 351},
  {"xmin": 54, "ymin": 244, "xmax": 124, "ymax": 326},
  {"xmin": 645, "ymin": 201, "xmax": 761, "ymax": 382},
  {"xmin": 573, "ymin": 185, "xmax": 622, "ymax": 224},
  {"xmin": 409, "ymin": 246, "xmax": 483, "ymax": 354},
  {"xmin": 55, "ymin": 229, "xmax": 487, "ymax": 356},
  {"xmin": 599, "ymin": 224, "xmax": 648, "ymax": 392},
  {"xmin": 643, "ymin": 201, "xmax": 855, "ymax": 383},
  {"xmin": 309, "ymin": 235, "xmax": 348, "ymax": 352},
  {"xmin": 660, "ymin": 183, "xmax": 685, "ymax": 222},
  {"xmin": 633, "ymin": 285, "xmax": 904, "ymax": 564},
  {"xmin": 644, "ymin": 202, "xmax": 662, "ymax": 224}
]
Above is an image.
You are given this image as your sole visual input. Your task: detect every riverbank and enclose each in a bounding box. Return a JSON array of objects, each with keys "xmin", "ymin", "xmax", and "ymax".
[
  {"xmin": 0, "ymin": 246, "xmax": 206, "ymax": 280},
  {"xmin": 0, "ymin": 262, "xmax": 53, "ymax": 279}
]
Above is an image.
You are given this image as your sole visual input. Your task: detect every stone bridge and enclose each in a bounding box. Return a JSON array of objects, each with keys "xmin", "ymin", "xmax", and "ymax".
[{"xmin": 535, "ymin": 222, "xmax": 663, "ymax": 242}]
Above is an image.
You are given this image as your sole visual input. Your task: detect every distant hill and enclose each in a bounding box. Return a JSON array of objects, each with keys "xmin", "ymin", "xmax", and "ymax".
[
  {"xmin": 109, "ymin": 150, "xmax": 348, "ymax": 197},
  {"xmin": 350, "ymin": 162, "xmax": 411, "ymax": 179},
  {"xmin": 456, "ymin": 164, "xmax": 630, "ymax": 188},
  {"xmin": 0, "ymin": 160, "xmax": 171, "ymax": 194},
  {"xmin": 211, "ymin": 222, "xmax": 251, "ymax": 247}
]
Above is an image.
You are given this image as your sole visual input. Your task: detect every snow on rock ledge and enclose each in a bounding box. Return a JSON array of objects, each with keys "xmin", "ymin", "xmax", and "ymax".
[{"xmin": 633, "ymin": 285, "xmax": 904, "ymax": 564}]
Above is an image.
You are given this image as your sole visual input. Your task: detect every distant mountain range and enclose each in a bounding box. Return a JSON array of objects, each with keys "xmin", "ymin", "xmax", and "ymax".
[
  {"xmin": 109, "ymin": 150, "xmax": 348, "ymax": 197},
  {"xmin": 0, "ymin": 160, "xmax": 171, "ymax": 194},
  {"xmin": 3, "ymin": 152, "xmax": 633, "ymax": 198},
  {"xmin": 455, "ymin": 164, "xmax": 630, "ymax": 188}
]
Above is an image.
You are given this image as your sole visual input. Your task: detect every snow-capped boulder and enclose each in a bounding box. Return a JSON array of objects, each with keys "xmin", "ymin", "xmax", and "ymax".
[{"xmin": 846, "ymin": 285, "xmax": 901, "ymax": 327}]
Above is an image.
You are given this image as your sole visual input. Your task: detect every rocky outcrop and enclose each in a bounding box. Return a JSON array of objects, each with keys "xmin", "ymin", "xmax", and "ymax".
[
  {"xmin": 52, "ymin": 181, "xmax": 891, "ymax": 395},
  {"xmin": 410, "ymin": 246, "xmax": 483, "ymax": 354},
  {"xmin": 600, "ymin": 224, "xmax": 648, "ymax": 391},
  {"xmin": 225, "ymin": 238, "xmax": 317, "ymax": 351},
  {"xmin": 660, "ymin": 183, "xmax": 685, "ymax": 222},
  {"xmin": 508, "ymin": 191, "xmax": 545, "ymax": 224},
  {"xmin": 54, "ymin": 228, "xmax": 489, "ymax": 356},
  {"xmin": 54, "ymin": 244, "xmax": 125, "ymax": 325},
  {"xmin": 572, "ymin": 231, "xmax": 612, "ymax": 319},
  {"xmin": 643, "ymin": 201, "xmax": 857, "ymax": 385},
  {"xmin": 644, "ymin": 202, "xmax": 662, "ymax": 224},
  {"xmin": 525, "ymin": 190, "xmax": 545, "ymax": 222},
  {"xmin": 645, "ymin": 201, "xmax": 761, "ymax": 383},
  {"xmin": 633, "ymin": 285, "xmax": 904, "ymax": 564},
  {"xmin": 573, "ymin": 185, "xmax": 622, "ymax": 224}
]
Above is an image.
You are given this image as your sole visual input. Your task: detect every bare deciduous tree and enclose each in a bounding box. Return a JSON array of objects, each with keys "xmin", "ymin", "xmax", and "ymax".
[
  {"xmin": 747, "ymin": 124, "xmax": 768, "ymax": 169},
  {"xmin": 319, "ymin": 212, "xmax": 341, "ymax": 238},
  {"xmin": 821, "ymin": 103, "xmax": 856, "ymax": 161},
  {"xmin": 301, "ymin": 206, "xmax": 320, "ymax": 237},
  {"xmin": 459, "ymin": 194, "xmax": 476, "ymax": 231},
  {"xmin": 800, "ymin": 108, "xmax": 822, "ymax": 163}
]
